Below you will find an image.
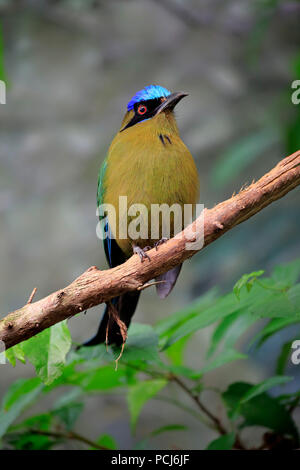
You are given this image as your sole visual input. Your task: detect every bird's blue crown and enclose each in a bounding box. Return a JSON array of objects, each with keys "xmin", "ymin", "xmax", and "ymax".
[{"xmin": 127, "ymin": 85, "xmax": 171, "ymax": 111}]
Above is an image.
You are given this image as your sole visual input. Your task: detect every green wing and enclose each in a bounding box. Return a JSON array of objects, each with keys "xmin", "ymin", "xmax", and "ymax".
[
  {"xmin": 97, "ymin": 158, "xmax": 107, "ymax": 209},
  {"xmin": 97, "ymin": 158, "xmax": 126, "ymax": 268}
]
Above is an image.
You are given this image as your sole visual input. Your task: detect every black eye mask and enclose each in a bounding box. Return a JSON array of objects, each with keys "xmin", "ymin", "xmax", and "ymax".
[{"xmin": 121, "ymin": 98, "xmax": 162, "ymax": 132}]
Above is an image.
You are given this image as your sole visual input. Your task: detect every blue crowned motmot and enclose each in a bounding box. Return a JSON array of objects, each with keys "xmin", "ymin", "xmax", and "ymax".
[{"xmin": 83, "ymin": 85, "xmax": 199, "ymax": 346}]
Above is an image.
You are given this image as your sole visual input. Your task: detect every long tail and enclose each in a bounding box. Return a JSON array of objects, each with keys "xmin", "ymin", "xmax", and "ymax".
[
  {"xmin": 82, "ymin": 291, "xmax": 141, "ymax": 347},
  {"xmin": 155, "ymin": 264, "xmax": 182, "ymax": 299}
]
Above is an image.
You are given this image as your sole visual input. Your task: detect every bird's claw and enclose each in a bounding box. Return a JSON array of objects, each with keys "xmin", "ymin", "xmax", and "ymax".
[
  {"xmin": 155, "ymin": 237, "xmax": 169, "ymax": 251},
  {"xmin": 133, "ymin": 245, "xmax": 151, "ymax": 262}
]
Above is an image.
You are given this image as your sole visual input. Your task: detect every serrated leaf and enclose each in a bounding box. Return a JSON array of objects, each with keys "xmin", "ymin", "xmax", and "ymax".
[
  {"xmin": 21, "ymin": 321, "xmax": 72, "ymax": 385},
  {"xmin": 128, "ymin": 379, "xmax": 167, "ymax": 432}
]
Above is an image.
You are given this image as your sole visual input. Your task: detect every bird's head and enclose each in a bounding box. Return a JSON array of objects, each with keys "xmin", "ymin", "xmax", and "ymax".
[{"xmin": 120, "ymin": 85, "xmax": 188, "ymax": 133}]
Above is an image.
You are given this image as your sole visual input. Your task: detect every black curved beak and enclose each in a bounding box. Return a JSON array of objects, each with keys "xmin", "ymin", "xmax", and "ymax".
[{"xmin": 155, "ymin": 92, "xmax": 188, "ymax": 116}]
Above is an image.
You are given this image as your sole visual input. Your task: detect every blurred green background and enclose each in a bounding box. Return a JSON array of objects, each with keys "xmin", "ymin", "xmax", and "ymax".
[{"xmin": 0, "ymin": 0, "xmax": 300, "ymax": 449}]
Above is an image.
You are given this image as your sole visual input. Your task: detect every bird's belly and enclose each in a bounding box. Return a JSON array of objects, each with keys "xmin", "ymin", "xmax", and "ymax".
[{"xmin": 104, "ymin": 144, "xmax": 199, "ymax": 256}]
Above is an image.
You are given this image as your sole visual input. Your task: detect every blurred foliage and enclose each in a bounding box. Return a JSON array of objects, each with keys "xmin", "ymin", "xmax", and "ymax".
[
  {"xmin": 210, "ymin": 129, "xmax": 279, "ymax": 189},
  {"xmin": 0, "ymin": 0, "xmax": 299, "ymax": 451},
  {"xmin": 0, "ymin": 22, "xmax": 6, "ymax": 83},
  {"xmin": 1, "ymin": 259, "xmax": 300, "ymax": 450}
]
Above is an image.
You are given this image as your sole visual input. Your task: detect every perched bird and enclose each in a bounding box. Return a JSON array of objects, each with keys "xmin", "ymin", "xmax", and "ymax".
[{"xmin": 83, "ymin": 85, "xmax": 199, "ymax": 346}]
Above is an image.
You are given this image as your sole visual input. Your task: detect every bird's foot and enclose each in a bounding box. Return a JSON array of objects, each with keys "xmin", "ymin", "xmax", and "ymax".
[
  {"xmin": 133, "ymin": 245, "xmax": 152, "ymax": 262},
  {"xmin": 155, "ymin": 237, "xmax": 169, "ymax": 251}
]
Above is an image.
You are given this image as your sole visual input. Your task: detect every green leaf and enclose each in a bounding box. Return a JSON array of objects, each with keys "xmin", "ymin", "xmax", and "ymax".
[
  {"xmin": 277, "ymin": 391, "xmax": 300, "ymax": 408},
  {"xmin": 240, "ymin": 376, "xmax": 293, "ymax": 403},
  {"xmin": 199, "ymin": 349, "xmax": 247, "ymax": 376},
  {"xmin": 0, "ymin": 378, "xmax": 43, "ymax": 438},
  {"xmin": 69, "ymin": 364, "xmax": 136, "ymax": 391},
  {"xmin": 207, "ymin": 311, "xmax": 257, "ymax": 358},
  {"xmin": 271, "ymin": 259, "xmax": 300, "ymax": 287},
  {"xmin": 21, "ymin": 321, "xmax": 72, "ymax": 385},
  {"xmin": 288, "ymin": 284, "xmax": 300, "ymax": 310},
  {"xmin": 276, "ymin": 340, "xmax": 299, "ymax": 375},
  {"xmin": 222, "ymin": 382, "xmax": 298, "ymax": 439},
  {"xmin": 286, "ymin": 108, "xmax": 300, "ymax": 155},
  {"xmin": 70, "ymin": 344, "xmax": 107, "ymax": 363},
  {"xmin": 5, "ymin": 344, "xmax": 26, "ymax": 367},
  {"xmin": 53, "ymin": 388, "xmax": 83, "ymax": 408},
  {"xmin": 5, "ymin": 431, "xmax": 56, "ymax": 450},
  {"xmin": 251, "ymin": 317, "xmax": 300, "ymax": 349},
  {"xmin": 95, "ymin": 434, "xmax": 117, "ymax": 450},
  {"xmin": 233, "ymin": 270, "xmax": 264, "ymax": 300},
  {"xmin": 11, "ymin": 413, "xmax": 52, "ymax": 432},
  {"xmin": 135, "ymin": 424, "xmax": 187, "ymax": 450},
  {"xmin": 6, "ymin": 412, "xmax": 55, "ymax": 449},
  {"xmin": 52, "ymin": 402, "xmax": 84, "ymax": 431},
  {"xmin": 246, "ymin": 288, "xmax": 299, "ymax": 319},
  {"xmin": 128, "ymin": 379, "xmax": 167, "ymax": 432},
  {"xmin": 206, "ymin": 432, "xmax": 236, "ymax": 450},
  {"xmin": 161, "ymin": 292, "xmax": 245, "ymax": 350},
  {"xmin": 162, "ymin": 350, "xmax": 244, "ymax": 382},
  {"xmin": 114, "ymin": 323, "xmax": 159, "ymax": 363},
  {"xmin": 156, "ymin": 289, "xmax": 217, "ymax": 346},
  {"xmin": 165, "ymin": 334, "xmax": 192, "ymax": 366},
  {"xmin": 42, "ymin": 362, "xmax": 80, "ymax": 391},
  {"xmin": 150, "ymin": 424, "xmax": 187, "ymax": 437},
  {"xmin": 162, "ymin": 363, "xmax": 203, "ymax": 380}
]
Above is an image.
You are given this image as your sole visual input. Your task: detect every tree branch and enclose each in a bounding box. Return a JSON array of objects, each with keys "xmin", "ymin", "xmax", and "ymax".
[{"xmin": 1, "ymin": 150, "xmax": 299, "ymax": 350}]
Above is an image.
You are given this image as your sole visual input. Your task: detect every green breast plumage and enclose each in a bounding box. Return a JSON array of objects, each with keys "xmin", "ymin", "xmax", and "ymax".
[{"xmin": 98, "ymin": 111, "xmax": 199, "ymax": 257}]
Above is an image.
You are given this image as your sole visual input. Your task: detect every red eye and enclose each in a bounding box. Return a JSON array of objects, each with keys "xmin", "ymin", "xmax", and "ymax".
[{"xmin": 137, "ymin": 104, "xmax": 147, "ymax": 115}]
